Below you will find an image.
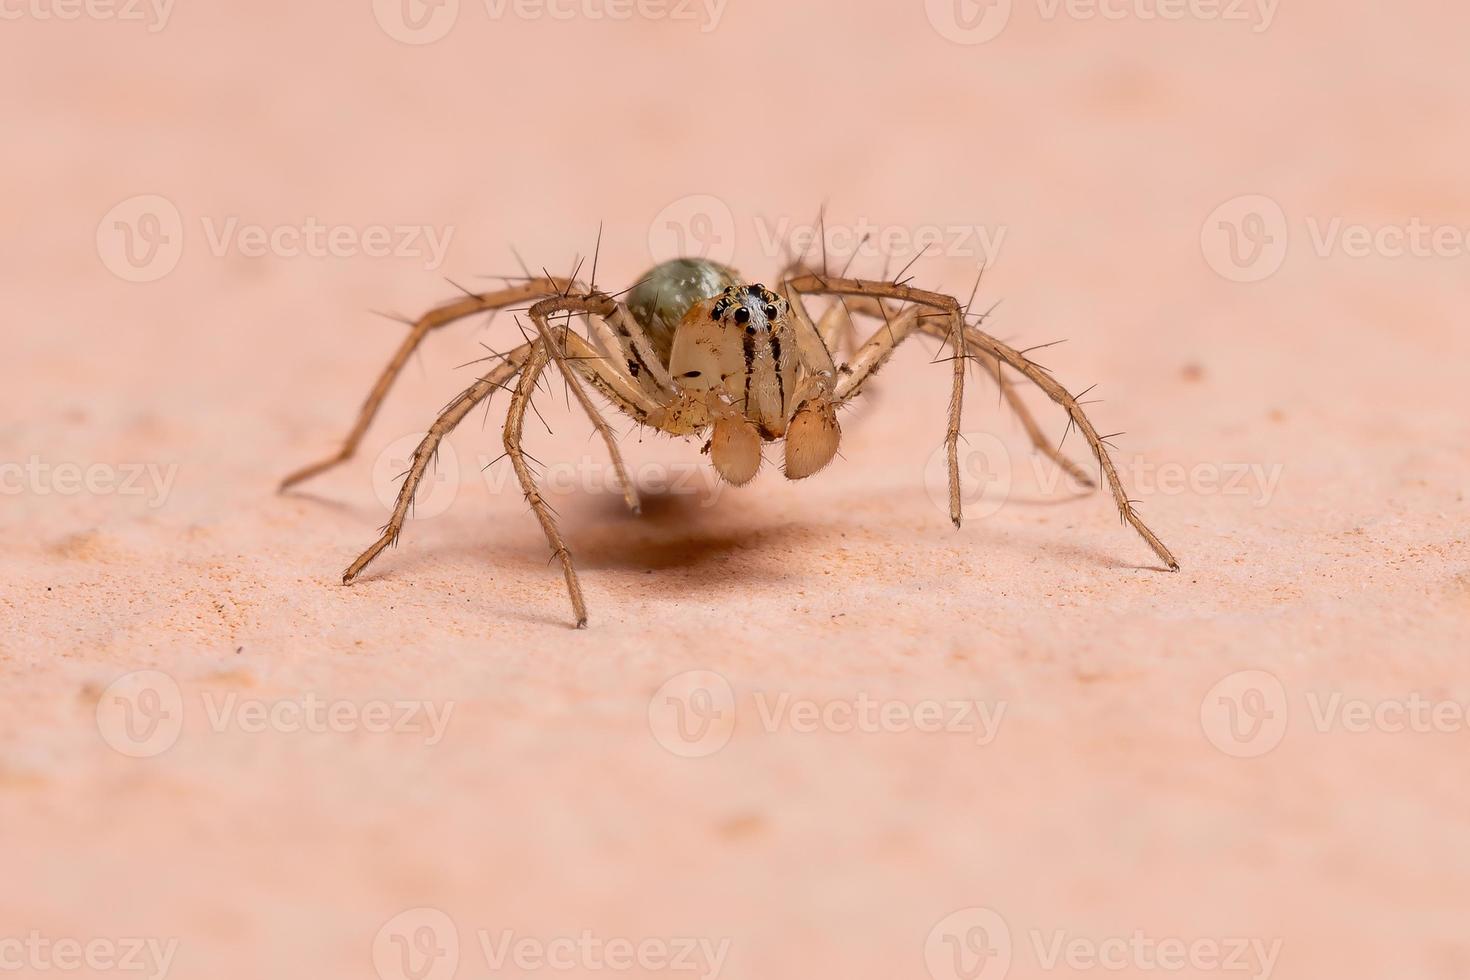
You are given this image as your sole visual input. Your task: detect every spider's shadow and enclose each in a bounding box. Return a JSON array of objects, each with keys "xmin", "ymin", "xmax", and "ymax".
[{"xmin": 567, "ymin": 489, "xmax": 793, "ymax": 575}]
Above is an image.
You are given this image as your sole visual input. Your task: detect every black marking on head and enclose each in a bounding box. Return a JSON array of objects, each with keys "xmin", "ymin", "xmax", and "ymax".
[
  {"xmin": 747, "ymin": 284, "xmax": 763, "ymax": 297},
  {"xmin": 769, "ymin": 333, "xmax": 784, "ymax": 411},
  {"xmin": 742, "ymin": 328, "xmax": 755, "ymax": 412}
]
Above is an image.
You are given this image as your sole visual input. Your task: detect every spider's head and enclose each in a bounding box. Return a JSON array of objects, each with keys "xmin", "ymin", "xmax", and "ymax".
[
  {"xmin": 708, "ymin": 283, "xmax": 790, "ymax": 336},
  {"xmin": 669, "ymin": 282, "xmax": 806, "ymax": 485},
  {"xmin": 669, "ymin": 283, "xmax": 792, "ymax": 398}
]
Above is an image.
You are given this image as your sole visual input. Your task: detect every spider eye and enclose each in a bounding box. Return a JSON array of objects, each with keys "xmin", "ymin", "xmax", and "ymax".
[
  {"xmin": 734, "ymin": 307, "xmax": 750, "ymax": 325},
  {"xmin": 764, "ymin": 305, "xmax": 778, "ymax": 320}
]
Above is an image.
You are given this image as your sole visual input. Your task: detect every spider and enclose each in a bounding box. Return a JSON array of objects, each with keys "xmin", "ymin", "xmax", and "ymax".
[{"xmin": 281, "ymin": 248, "xmax": 1179, "ymax": 628}]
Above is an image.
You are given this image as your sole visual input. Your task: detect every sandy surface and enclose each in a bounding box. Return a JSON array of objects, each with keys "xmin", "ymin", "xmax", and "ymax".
[{"xmin": 3, "ymin": 1, "xmax": 1469, "ymax": 978}]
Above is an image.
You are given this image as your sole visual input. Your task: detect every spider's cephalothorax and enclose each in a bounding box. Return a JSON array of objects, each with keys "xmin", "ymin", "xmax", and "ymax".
[
  {"xmin": 282, "ymin": 243, "xmax": 1180, "ymax": 628},
  {"xmin": 626, "ymin": 261, "xmax": 840, "ymax": 486}
]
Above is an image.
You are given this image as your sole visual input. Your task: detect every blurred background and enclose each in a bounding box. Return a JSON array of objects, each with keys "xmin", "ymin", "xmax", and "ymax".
[{"xmin": 3, "ymin": 1, "xmax": 1468, "ymax": 978}]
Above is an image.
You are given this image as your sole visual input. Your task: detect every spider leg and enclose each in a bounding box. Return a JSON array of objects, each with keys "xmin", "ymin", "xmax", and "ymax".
[
  {"xmin": 280, "ymin": 277, "xmax": 575, "ymax": 491},
  {"xmin": 528, "ymin": 301, "xmax": 646, "ymax": 515},
  {"xmin": 815, "ymin": 301, "xmax": 863, "ymax": 361},
  {"xmin": 342, "ymin": 341, "xmax": 534, "ymax": 585},
  {"xmin": 927, "ymin": 325, "xmax": 1095, "ymax": 488},
  {"xmin": 521, "ymin": 292, "xmax": 711, "ymax": 438},
  {"xmin": 503, "ymin": 340, "xmax": 589, "ymax": 628},
  {"xmin": 808, "ymin": 303, "xmax": 968, "ymax": 524},
  {"xmin": 789, "ymin": 274, "xmax": 1179, "ymax": 571},
  {"xmin": 780, "ymin": 269, "xmax": 1093, "ymax": 486}
]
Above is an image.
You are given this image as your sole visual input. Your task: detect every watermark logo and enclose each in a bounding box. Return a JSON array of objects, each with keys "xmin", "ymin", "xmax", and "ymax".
[
  {"xmin": 371, "ymin": 443, "xmax": 726, "ymax": 523},
  {"xmin": 1203, "ymin": 670, "xmax": 1470, "ymax": 757},
  {"xmin": 648, "ymin": 194, "xmax": 738, "ymax": 266},
  {"xmin": 95, "ymin": 670, "xmax": 185, "ymax": 758},
  {"xmin": 373, "ymin": 434, "xmax": 461, "ymax": 521},
  {"xmin": 1, "ymin": 457, "xmax": 179, "ymax": 509},
  {"xmin": 1200, "ymin": 669, "xmax": 1289, "ymax": 758},
  {"xmin": 0, "ymin": 0, "xmax": 176, "ymax": 31},
  {"xmin": 648, "ymin": 670, "xmax": 736, "ymax": 758},
  {"xmin": 925, "ymin": 907, "xmax": 1013, "ymax": 980},
  {"xmin": 1203, "ymin": 194, "xmax": 1470, "ymax": 282},
  {"xmin": 925, "ymin": 433, "xmax": 1014, "ymax": 522},
  {"xmin": 647, "ymin": 197, "xmax": 1007, "ymax": 267},
  {"xmin": 924, "ymin": 911, "xmax": 1283, "ymax": 980},
  {"xmin": 373, "ymin": 0, "xmax": 461, "ymax": 43},
  {"xmin": 96, "ymin": 671, "xmax": 455, "ymax": 758},
  {"xmin": 925, "ymin": 0, "xmax": 1013, "ymax": 45},
  {"xmin": 200, "ymin": 693, "xmax": 454, "ymax": 745},
  {"xmin": 97, "ymin": 195, "xmax": 456, "ymax": 281},
  {"xmin": 753, "ymin": 215, "xmax": 1006, "ymax": 265},
  {"xmin": 1201, "ymin": 194, "xmax": 1290, "ymax": 283},
  {"xmin": 925, "ymin": 434, "xmax": 1284, "ymax": 522},
  {"xmin": 0, "ymin": 932, "xmax": 179, "ymax": 979},
  {"xmin": 649, "ymin": 673, "xmax": 1007, "ymax": 757},
  {"xmin": 476, "ymin": 930, "xmax": 730, "ymax": 977},
  {"xmin": 483, "ymin": 0, "xmax": 728, "ymax": 31},
  {"xmin": 373, "ymin": 908, "xmax": 460, "ymax": 980},
  {"xmin": 373, "ymin": 910, "xmax": 729, "ymax": 980},
  {"xmin": 374, "ymin": 0, "xmax": 726, "ymax": 43},
  {"xmin": 927, "ymin": 0, "xmax": 1277, "ymax": 43},
  {"xmin": 1031, "ymin": 930, "xmax": 1282, "ymax": 977},
  {"xmin": 97, "ymin": 194, "xmax": 185, "ymax": 283}
]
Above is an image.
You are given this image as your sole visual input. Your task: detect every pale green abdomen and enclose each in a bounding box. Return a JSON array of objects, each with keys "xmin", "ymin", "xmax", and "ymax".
[{"xmin": 624, "ymin": 258, "xmax": 740, "ymax": 365}]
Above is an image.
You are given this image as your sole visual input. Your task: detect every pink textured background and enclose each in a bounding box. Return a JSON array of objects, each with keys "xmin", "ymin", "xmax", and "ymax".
[{"xmin": 3, "ymin": 1, "xmax": 1468, "ymax": 978}]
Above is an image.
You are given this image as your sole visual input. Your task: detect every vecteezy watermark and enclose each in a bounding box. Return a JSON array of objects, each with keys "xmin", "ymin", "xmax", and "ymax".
[
  {"xmin": 1202, "ymin": 669, "xmax": 1470, "ymax": 758},
  {"xmin": 647, "ymin": 195, "xmax": 1007, "ymax": 268},
  {"xmin": 648, "ymin": 195, "xmax": 739, "ymax": 265},
  {"xmin": 648, "ymin": 670, "xmax": 737, "ymax": 759},
  {"xmin": 924, "ymin": 908, "xmax": 1282, "ymax": 980},
  {"xmin": 96, "ymin": 194, "xmax": 455, "ymax": 282},
  {"xmin": 1202, "ymin": 194, "xmax": 1470, "ymax": 282},
  {"xmin": 1028, "ymin": 930, "xmax": 1282, "ymax": 978},
  {"xmin": 648, "ymin": 670, "xmax": 1007, "ymax": 758},
  {"xmin": 1200, "ymin": 195, "xmax": 1290, "ymax": 283},
  {"xmin": 372, "ymin": 434, "xmax": 462, "ymax": 521},
  {"xmin": 924, "ymin": 435, "xmax": 1284, "ymax": 522},
  {"xmin": 372, "ymin": 908, "xmax": 731, "ymax": 980},
  {"xmin": 200, "ymin": 693, "xmax": 454, "ymax": 745},
  {"xmin": 752, "ymin": 215, "xmax": 1006, "ymax": 266},
  {"xmin": 1200, "ymin": 670, "xmax": 1288, "ymax": 758},
  {"xmin": 372, "ymin": 0, "xmax": 727, "ymax": 44},
  {"xmin": 925, "ymin": 908, "xmax": 1013, "ymax": 980},
  {"xmin": 0, "ymin": 457, "xmax": 178, "ymax": 509},
  {"xmin": 754, "ymin": 692, "xmax": 1007, "ymax": 745},
  {"xmin": 925, "ymin": 0, "xmax": 1279, "ymax": 44},
  {"xmin": 95, "ymin": 670, "xmax": 455, "ymax": 758},
  {"xmin": 0, "ymin": 0, "xmax": 175, "ymax": 32},
  {"xmin": 371, "ymin": 435, "xmax": 727, "ymax": 524},
  {"xmin": 373, "ymin": 908, "xmax": 460, "ymax": 980},
  {"xmin": 0, "ymin": 932, "xmax": 180, "ymax": 980}
]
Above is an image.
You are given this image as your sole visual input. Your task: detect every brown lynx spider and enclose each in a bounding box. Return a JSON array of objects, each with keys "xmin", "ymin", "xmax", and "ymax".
[{"xmin": 281, "ymin": 243, "xmax": 1179, "ymax": 628}]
